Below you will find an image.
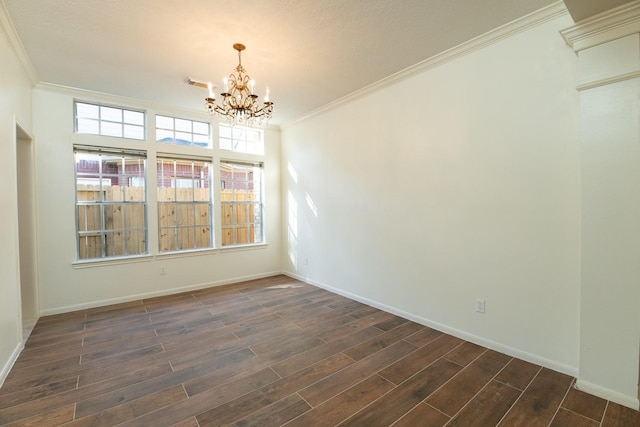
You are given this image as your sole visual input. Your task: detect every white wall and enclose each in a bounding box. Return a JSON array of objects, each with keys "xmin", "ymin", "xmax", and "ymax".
[
  {"xmin": 282, "ymin": 11, "xmax": 581, "ymax": 374},
  {"xmin": 0, "ymin": 5, "xmax": 33, "ymax": 385},
  {"xmin": 32, "ymin": 87, "xmax": 282, "ymax": 313}
]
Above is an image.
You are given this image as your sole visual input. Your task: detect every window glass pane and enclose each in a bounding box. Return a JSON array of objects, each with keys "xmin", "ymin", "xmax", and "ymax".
[
  {"xmin": 193, "ymin": 121, "xmax": 209, "ymax": 135},
  {"xmin": 156, "ymin": 115, "xmax": 173, "ymax": 129},
  {"xmin": 175, "ymin": 118, "xmax": 192, "ymax": 132},
  {"xmin": 124, "ymin": 124, "xmax": 144, "ymax": 140},
  {"xmin": 193, "ymin": 134, "xmax": 209, "ymax": 148},
  {"xmin": 157, "ymin": 129, "xmax": 174, "ymax": 143},
  {"xmin": 77, "ymin": 103, "xmax": 99, "ymax": 119},
  {"xmin": 220, "ymin": 138, "xmax": 232, "ymax": 151},
  {"xmin": 77, "ymin": 118, "xmax": 100, "ymax": 135},
  {"xmin": 175, "ymin": 132, "xmax": 193, "ymax": 144},
  {"xmin": 124, "ymin": 110, "xmax": 144, "ymax": 125},
  {"xmin": 101, "ymin": 121, "xmax": 123, "ymax": 138},
  {"xmin": 101, "ymin": 106, "xmax": 122, "ymax": 122}
]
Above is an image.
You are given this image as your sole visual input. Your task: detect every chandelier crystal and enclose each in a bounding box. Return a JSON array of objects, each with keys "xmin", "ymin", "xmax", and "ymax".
[{"xmin": 203, "ymin": 43, "xmax": 273, "ymax": 127}]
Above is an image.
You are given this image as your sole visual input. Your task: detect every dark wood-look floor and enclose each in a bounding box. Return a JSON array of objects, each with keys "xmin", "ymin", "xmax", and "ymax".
[{"xmin": 1, "ymin": 276, "xmax": 639, "ymax": 427}]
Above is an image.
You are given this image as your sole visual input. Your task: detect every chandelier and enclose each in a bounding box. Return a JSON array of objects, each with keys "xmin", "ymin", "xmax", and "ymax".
[{"xmin": 192, "ymin": 43, "xmax": 273, "ymax": 127}]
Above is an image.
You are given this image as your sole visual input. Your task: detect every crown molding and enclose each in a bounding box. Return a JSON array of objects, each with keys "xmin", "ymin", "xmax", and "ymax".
[
  {"xmin": 283, "ymin": 1, "xmax": 568, "ymax": 129},
  {"xmin": 0, "ymin": 0, "xmax": 37, "ymax": 84},
  {"xmin": 561, "ymin": 1, "xmax": 640, "ymax": 53}
]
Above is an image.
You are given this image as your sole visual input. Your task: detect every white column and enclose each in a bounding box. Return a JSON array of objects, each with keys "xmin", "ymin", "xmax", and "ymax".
[{"xmin": 562, "ymin": 2, "xmax": 640, "ymax": 410}]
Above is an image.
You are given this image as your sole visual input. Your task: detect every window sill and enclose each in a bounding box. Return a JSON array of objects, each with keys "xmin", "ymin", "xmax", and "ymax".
[
  {"xmin": 156, "ymin": 248, "xmax": 218, "ymax": 260},
  {"xmin": 220, "ymin": 243, "xmax": 268, "ymax": 253},
  {"xmin": 72, "ymin": 254, "xmax": 153, "ymax": 269}
]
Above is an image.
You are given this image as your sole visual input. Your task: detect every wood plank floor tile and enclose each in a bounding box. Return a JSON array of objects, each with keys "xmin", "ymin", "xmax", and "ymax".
[
  {"xmin": 298, "ymin": 340, "xmax": 417, "ymax": 407},
  {"xmin": 0, "ymin": 376, "xmax": 78, "ymax": 410},
  {"xmin": 498, "ymin": 368, "xmax": 573, "ymax": 426},
  {"xmin": 601, "ymin": 402, "xmax": 640, "ymax": 426},
  {"xmin": 226, "ymin": 393, "xmax": 311, "ymax": 427},
  {"xmin": 340, "ymin": 358, "xmax": 462, "ymax": 426},
  {"xmin": 550, "ymin": 408, "xmax": 599, "ymax": 427},
  {"xmin": 316, "ymin": 311, "xmax": 393, "ymax": 342},
  {"xmin": 378, "ymin": 334, "xmax": 464, "ymax": 385},
  {"xmin": 561, "ymin": 388, "xmax": 607, "ymax": 422},
  {"xmin": 443, "ymin": 341, "xmax": 486, "ymax": 366},
  {"xmin": 68, "ymin": 385, "xmax": 188, "ymax": 427},
  {"xmin": 195, "ymin": 353, "xmax": 354, "ymax": 426},
  {"xmin": 284, "ymin": 374, "xmax": 394, "ymax": 427},
  {"xmin": 392, "ymin": 402, "xmax": 450, "ymax": 427},
  {"xmin": 403, "ymin": 326, "xmax": 444, "ymax": 347},
  {"xmin": 448, "ymin": 380, "xmax": 522, "ymax": 427},
  {"xmin": 3, "ymin": 403, "xmax": 75, "ymax": 427},
  {"xmin": 74, "ymin": 347, "xmax": 256, "ymax": 418},
  {"xmin": 117, "ymin": 368, "xmax": 280, "ymax": 427},
  {"xmin": 270, "ymin": 326, "xmax": 383, "ymax": 377},
  {"xmin": 426, "ymin": 350, "xmax": 511, "ymax": 416},
  {"xmin": 342, "ymin": 321, "xmax": 424, "ymax": 361},
  {"xmin": 494, "ymin": 358, "xmax": 541, "ymax": 391}
]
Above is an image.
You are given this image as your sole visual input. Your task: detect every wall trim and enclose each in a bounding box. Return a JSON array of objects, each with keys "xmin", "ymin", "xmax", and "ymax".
[
  {"xmin": 39, "ymin": 270, "xmax": 282, "ymax": 316},
  {"xmin": 0, "ymin": 0, "xmax": 37, "ymax": 84},
  {"xmin": 576, "ymin": 69, "xmax": 640, "ymax": 91},
  {"xmin": 283, "ymin": 1, "xmax": 568, "ymax": 129},
  {"xmin": 575, "ymin": 379, "xmax": 640, "ymax": 410},
  {"xmin": 285, "ymin": 271, "xmax": 578, "ymax": 379},
  {"xmin": 561, "ymin": 2, "xmax": 640, "ymax": 53},
  {"xmin": 0, "ymin": 342, "xmax": 23, "ymax": 389}
]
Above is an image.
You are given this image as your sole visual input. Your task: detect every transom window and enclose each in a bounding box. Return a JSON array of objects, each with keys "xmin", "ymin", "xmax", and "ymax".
[
  {"xmin": 74, "ymin": 147, "xmax": 147, "ymax": 260},
  {"xmin": 220, "ymin": 161, "xmax": 264, "ymax": 246},
  {"xmin": 156, "ymin": 115, "xmax": 211, "ymax": 148},
  {"xmin": 157, "ymin": 157, "xmax": 213, "ymax": 252},
  {"xmin": 219, "ymin": 124, "xmax": 264, "ymax": 155},
  {"xmin": 75, "ymin": 102, "xmax": 145, "ymax": 140}
]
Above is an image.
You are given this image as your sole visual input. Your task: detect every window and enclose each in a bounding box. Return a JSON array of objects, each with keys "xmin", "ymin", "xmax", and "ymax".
[
  {"xmin": 157, "ymin": 157, "xmax": 213, "ymax": 252},
  {"xmin": 75, "ymin": 102, "xmax": 145, "ymax": 140},
  {"xmin": 156, "ymin": 115, "xmax": 211, "ymax": 148},
  {"xmin": 220, "ymin": 161, "xmax": 264, "ymax": 246},
  {"xmin": 219, "ymin": 124, "xmax": 264, "ymax": 155},
  {"xmin": 75, "ymin": 147, "xmax": 147, "ymax": 260}
]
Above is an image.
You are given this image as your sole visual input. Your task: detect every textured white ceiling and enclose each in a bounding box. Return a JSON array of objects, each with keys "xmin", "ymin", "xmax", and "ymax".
[{"xmin": 4, "ymin": 0, "xmax": 557, "ymax": 126}]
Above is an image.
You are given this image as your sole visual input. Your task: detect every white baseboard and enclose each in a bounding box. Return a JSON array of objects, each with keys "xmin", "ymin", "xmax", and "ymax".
[
  {"xmin": 575, "ymin": 379, "xmax": 640, "ymax": 410},
  {"xmin": 284, "ymin": 271, "xmax": 578, "ymax": 378},
  {"xmin": 39, "ymin": 271, "xmax": 283, "ymax": 316},
  {"xmin": 0, "ymin": 342, "xmax": 23, "ymax": 389}
]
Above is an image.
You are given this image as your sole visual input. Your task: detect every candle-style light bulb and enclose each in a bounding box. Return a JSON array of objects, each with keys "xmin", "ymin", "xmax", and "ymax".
[
  {"xmin": 223, "ymin": 77, "xmax": 229, "ymax": 92},
  {"xmin": 207, "ymin": 82, "xmax": 214, "ymax": 98},
  {"xmin": 265, "ymin": 86, "xmax": 270, "ymax": 102},
  {"xmin": 249, "ymin": 79, "xmax": 255, "ymax": 94}
]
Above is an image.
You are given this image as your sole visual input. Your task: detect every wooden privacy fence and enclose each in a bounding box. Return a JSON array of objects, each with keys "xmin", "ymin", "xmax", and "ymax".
[{"xmin": 77, "ymin": 184, "xmax": 256, "ymax": 258}]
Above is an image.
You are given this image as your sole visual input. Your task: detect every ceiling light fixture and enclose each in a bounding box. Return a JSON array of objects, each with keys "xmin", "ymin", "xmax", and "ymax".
[{"xmin": 190, "ymin": 43, "xmax": 273, "ymax": 127}]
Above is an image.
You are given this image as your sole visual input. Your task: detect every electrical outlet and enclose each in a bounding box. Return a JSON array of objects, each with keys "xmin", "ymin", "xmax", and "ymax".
[
  {"xmin": 160, "ymin": 266, "xmax": 166, "ymax": 275},
  {"xmin": 475, "ymin": 298, "xmax": 485, "ymax": 313}
]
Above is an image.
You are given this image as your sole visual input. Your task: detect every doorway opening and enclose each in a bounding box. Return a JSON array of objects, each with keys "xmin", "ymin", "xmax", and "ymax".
[{"xmin": 16, "ymin": 123, "xmax": 38, "ymax": 341}]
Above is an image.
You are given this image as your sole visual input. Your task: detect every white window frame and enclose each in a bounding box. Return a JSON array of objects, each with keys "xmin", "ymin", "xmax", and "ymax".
[
  {"xmin": 219, "ymin": 124, "xmax": 264, "ymax": 155},
  {"xmin": 157, "ymin": 156, "xmax": 214, "ymax": 253},
  {"xmin": 75, "ymin": 101, "xmax": 145, "ymax": 140},
  {"xmin": 219, "ymin": 161, "xmax": 264, "ymax": 247},
  {"xmin": 74, "ymin": 146, "xmax": 148, "ymax": 260},
  {"xmin": 156, "ymin": 115, "xmax": 211, "ymax": 148}
]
